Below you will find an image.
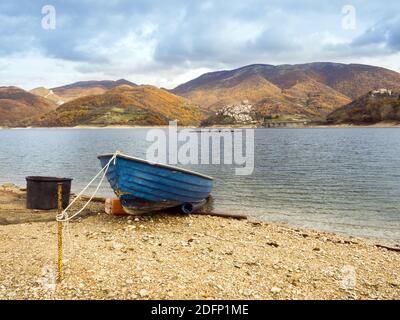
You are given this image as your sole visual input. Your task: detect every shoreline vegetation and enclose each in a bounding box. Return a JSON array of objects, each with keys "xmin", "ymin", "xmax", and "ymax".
[
  {"xmin": 0, "ymin": 184, "xmax": 399, "ymax": 300},
  {"xmin": 1, "ymin": 121, "xmax": 400, "ymax": 130}
]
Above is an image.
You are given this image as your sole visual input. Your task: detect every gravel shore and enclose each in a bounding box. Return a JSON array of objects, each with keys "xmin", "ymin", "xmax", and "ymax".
[{"xmin": 0, "ymin": 185, "xmax": 399, "ymax": 300}]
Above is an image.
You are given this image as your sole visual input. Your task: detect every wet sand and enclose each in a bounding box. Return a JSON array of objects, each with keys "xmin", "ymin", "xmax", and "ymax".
[{"xmin": 0, "ymin": 184, "xmax": 399, "ymax": 300}]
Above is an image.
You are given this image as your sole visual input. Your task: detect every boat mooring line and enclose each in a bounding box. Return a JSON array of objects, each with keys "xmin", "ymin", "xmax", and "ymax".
[
  {"xmin": 56, "ymin": 151, "xmax": 121, "ymax": 222},
  {"xmin": 55, "ymin": 151, "xmax": 120, "ymax": 283}
]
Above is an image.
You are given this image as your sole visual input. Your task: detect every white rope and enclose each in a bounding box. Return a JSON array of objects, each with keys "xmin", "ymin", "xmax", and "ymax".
[{"xmin": 56, "ymin": 151, "xmax": 120, "ymax": 222}]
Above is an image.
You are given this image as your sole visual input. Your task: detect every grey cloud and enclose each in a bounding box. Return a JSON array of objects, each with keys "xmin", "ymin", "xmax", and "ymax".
[
  {"xmin": 352, "ymin": 17, "xmax": 400, "ymax": 52},
  {"xmin": 0, "ymin": 0, "xmax": 400, "ymax": 88}
]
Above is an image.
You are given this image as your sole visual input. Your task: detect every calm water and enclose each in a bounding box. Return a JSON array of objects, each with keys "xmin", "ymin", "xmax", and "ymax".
[{"xmin": 0, "ymin": 128, "xmax": 399, "ymax": 243}]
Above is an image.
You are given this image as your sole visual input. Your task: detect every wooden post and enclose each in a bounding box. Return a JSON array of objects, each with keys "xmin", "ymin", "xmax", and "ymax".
[{"xmin": 57, "ymin": 183, "xmax": 64, "ymax": 282}]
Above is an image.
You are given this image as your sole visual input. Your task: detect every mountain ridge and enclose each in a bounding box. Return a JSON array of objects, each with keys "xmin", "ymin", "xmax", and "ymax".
[
  {"xmin": 3, "ymin": 62, "xmax": 400, "ymax": 127},
  {"xmin": 48, "ymin": 79, "xmax": 137, "ymax": 103},
  {"xmin": 173, "ymin": 62, "xmax": 400, "ymax": 122},
  {"xmin": 23, "ymin": 85, "xmax": 202, "ymax": 127},
  {"xmin": 51, "ymin": 79, "xmax": 136, "ymax": 91},
  {"xmin": 0, "ymin": 86, "xmax": 57, "ymax": 126}
]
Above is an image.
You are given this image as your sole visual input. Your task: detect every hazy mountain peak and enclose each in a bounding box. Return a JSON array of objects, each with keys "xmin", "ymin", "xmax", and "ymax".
[{"xmin": 49, "ymin": 79, "xmax": 137, "ymax": 103}]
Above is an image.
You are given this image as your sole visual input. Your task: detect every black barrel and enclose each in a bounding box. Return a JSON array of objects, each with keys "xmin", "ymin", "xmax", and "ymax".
[{"xmin": 26, "ymin": 176, "xmax": 72, "ymax": 210}]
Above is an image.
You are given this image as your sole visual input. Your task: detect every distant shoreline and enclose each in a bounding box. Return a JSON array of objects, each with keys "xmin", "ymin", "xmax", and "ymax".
[{"xmin": 1, "ymin": 121, "xmax": 400, "ymax": 130}]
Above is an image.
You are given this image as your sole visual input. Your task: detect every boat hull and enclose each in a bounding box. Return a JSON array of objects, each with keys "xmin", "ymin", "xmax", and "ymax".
[{"xmin": 98, "ymin": 153, "xmax": 214, "ymax": 215}]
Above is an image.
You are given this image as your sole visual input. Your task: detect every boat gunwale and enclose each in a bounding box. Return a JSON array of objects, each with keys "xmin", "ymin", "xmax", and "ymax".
[{"xmin": 98, "ymin": 152, "xmax": 214, "ymax": 181}]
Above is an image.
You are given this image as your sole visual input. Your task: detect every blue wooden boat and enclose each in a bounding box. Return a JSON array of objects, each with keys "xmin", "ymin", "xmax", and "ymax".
[{"xmin": 98, "ymin": 152, "xmax": 214, "ymax": 215}]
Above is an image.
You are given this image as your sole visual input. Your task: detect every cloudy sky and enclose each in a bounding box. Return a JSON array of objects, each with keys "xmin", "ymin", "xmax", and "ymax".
[{"xmin": 0, "ymin": 0, "xmax": 399, "ymax": 89}]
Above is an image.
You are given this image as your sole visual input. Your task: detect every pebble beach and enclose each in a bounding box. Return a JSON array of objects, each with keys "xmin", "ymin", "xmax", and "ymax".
[{"xmin": 0, "ymin": 184, "xmax": 399, "ymax": 300}]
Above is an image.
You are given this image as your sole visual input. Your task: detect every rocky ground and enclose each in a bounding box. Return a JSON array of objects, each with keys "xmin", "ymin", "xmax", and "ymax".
[
  {"xmin": 0, "ymin": 184, "xmax": 399, "ymax": 300},
  {"xmin": 0, "ymin": 183, "xmax": 103, "ymax": 225}
]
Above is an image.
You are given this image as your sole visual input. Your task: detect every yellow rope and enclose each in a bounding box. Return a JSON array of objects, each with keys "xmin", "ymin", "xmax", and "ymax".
[
  {"xmin": 57, "ymin": 183, "xmax": 64, "ymax": 282},
  {"xmin": 54, "ymin": 152, "xmax": 119, "ymax": 283},
  {"xmin": 57, "ymin": 221, "xmax": 63, "ymax": 282}
]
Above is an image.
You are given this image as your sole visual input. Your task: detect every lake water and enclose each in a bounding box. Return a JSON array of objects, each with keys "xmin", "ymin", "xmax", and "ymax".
[{"xmin": 0, "ymin": 128, "xmax": 399, "ymax": 243}]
